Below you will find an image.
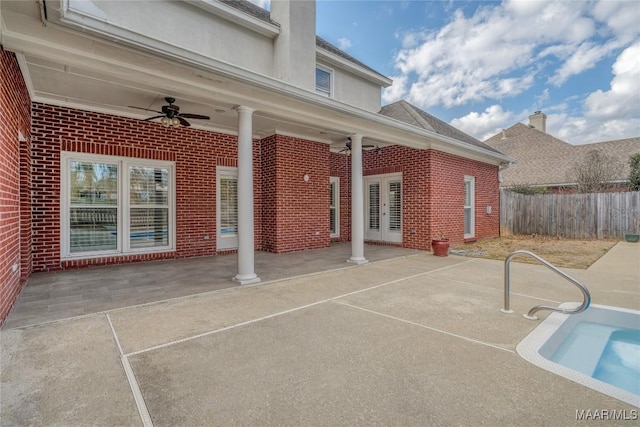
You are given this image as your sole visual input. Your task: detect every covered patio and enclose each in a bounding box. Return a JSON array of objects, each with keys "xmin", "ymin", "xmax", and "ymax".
[{"xmin": 2, "ymin": 244, "xmax": 421, "ymax": 329}]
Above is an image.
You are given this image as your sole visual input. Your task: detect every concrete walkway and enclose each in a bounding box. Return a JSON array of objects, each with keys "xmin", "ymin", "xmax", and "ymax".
[{"xmin": 1, "ymin": 243, "xmax": 638, "ymax": 426}]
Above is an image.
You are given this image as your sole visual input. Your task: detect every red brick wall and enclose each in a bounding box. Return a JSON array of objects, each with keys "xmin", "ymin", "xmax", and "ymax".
[
  {"xmin": 0, "ymin": 48, "xmax": 31, "ymax": 325},
  {"xmin": 261, "ymin": 135, "xmax": 277, "ymax": 251},
  {"xmin": 333, "ymin": 145, "xmax": 500, "ymax": 250},
  {"xmin": 362, "ymin": 145, "xmax": 432, "ymax": 249},
  {"xmin": 262, "ymin": 135, "xmax": 331, "ymax": 253},
  {"xmin": 30, "ymin": 103, "xmax": 263, "ymax": 271},
  {"xmin": 427, "ymin": 150, "xmax": 500, "ymax": 246}
]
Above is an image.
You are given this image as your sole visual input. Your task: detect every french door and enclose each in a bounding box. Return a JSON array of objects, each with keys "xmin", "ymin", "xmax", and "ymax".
[{"xmin": 364, "ymin": 173, "xmax": 402, "ymax": 243}]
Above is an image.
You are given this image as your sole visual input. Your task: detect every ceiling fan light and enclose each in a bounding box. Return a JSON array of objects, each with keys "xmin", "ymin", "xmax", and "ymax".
[
  {"xmin": 160, "ymin": 117, "xmax": 170, "ymax": 127},
  {"xmin": 171, "ymin": 117, "xmax": 180, "ymax": 127}
]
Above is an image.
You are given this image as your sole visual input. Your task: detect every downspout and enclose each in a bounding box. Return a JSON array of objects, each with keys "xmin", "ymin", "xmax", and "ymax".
[{"xmin": 498, "ymin": 161, "xmax": 511, "ymax": 184}]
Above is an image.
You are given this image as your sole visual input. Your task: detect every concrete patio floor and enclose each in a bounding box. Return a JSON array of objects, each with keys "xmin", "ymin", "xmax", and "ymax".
[
  {"xmin": 2, "ymin": 243, "xmax": 420, "ymax": 329},
  {"xmin": 1, "ymin": 242, "xmax": 639, "ymax": 426}
]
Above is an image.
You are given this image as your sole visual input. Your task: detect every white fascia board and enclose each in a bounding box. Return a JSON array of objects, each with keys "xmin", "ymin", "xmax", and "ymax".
[
  {"xmin": 182, "ymin": 0, "xmax": 280, "ymax": 38},
  {"xmin": 426, "ymin": 134, "xmax": 516, "ymax": 165},
  {"xmin": 15, "ymin": 54, "xmax": 35, "ymax": 101},
  {"xmin": 258, "ymin": 129, "xmax": 334, "ymax": 145},
  {"xmin": 316, "ymin": 48, "xmax": 392, "ymax": 88}
]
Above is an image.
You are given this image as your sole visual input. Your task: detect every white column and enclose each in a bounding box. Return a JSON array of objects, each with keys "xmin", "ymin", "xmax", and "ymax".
[
  {"xmin": 234, "ymin": 106, "xmax": 260, "ymax": 284},
  {"xmin": 348, "ymin": 134, "xmax": 368, "ymax": 264}
]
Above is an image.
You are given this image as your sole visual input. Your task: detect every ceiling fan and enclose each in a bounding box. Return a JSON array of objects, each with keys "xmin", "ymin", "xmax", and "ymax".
[
  {"xmin": 129, "ymin": 97, "xmax": 210, "ymax": 127},
  {"xmin": 339, "ymin": 137, "xmax": 380, "ymax": 154}
]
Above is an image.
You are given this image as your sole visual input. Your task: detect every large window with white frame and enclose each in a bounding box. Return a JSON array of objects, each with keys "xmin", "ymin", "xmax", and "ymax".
[
  {"xmin": 316, "ymin": 64, "xmax": 333, "ymax": 97},
  {"xmin": 60, "ymin": 152, "xmax": 175, "ymax": 259},
  {"xmin": 464, "ymin": 175, "xmax": 475, "ymax": 238},
  {"xmin": 330, "ymin": 177, "xmax": 340, "ymax": 238}
]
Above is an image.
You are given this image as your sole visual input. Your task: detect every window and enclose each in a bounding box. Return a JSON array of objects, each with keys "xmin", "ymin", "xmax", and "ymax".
[
  {"xmin": 464, "ymin": 176, "xmax": 475, "ymax": 238},
  {"xmin": 217, "ymin": 167, "xmax": 238, "ymax": 250},
  {"xmin": 61, "ymin": 152, "xmax": 175, "ymax": 259},
  {"xmin": 330, "ymin": 177, "xmax": 340, "ymax": 237},
  {"xmin": 316, "ymin": 65, "xmax": 332, "ymax": 97}
]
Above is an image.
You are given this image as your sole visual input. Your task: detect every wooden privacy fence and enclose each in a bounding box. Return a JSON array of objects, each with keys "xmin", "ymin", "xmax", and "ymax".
[{"xmin": 500, "ymin": 190, "xmax": 640, "ymax": 239}]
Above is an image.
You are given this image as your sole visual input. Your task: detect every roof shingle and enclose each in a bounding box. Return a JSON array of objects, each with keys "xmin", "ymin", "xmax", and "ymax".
[
  {"xmin": 380, "ymin": 101, "xmax": 504, "ymax": 155},
  {"xmin": 484, "ymin": 124, "xmax": 640, "ymax": 186}
]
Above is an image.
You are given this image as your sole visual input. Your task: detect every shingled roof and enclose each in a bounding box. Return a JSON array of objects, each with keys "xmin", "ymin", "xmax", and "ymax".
[
  {"xmin": 485, "ymin": 123, "xmax": 640, "ymax": 187},
  {"xmin": 380, "ymin": 100, "xmax": 504, "ymax": 155},
  {"xmin": 220, "ymin": 0, "xmax": 275, "ymax": 24}
]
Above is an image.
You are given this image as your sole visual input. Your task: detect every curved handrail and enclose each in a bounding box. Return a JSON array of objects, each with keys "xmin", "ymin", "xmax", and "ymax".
[{"xmin": 501, "ymin": 250, "xmax": 591, "ymax": 320}]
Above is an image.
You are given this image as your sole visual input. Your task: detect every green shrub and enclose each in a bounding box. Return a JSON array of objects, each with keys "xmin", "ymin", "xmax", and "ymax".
[{"xmin": 508, "ymin": 185, "xmax": 549, "ymax": 195}]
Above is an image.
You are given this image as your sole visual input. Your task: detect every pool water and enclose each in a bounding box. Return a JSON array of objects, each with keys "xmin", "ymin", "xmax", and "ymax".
[
  {"xmin": 550, "ymin": 321, "xmax": 640, "ymax": 396},
  {"xmin": 517, "ymin": 304, "xmax": 640, "ymax": 407}
]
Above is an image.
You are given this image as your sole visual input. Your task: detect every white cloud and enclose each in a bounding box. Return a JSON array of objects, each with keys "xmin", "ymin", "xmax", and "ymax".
[
  {"xmin": 337, "ymin": 37, "xmax": 352, "ymax": 51},
  {"xmin": 540, "ymin": 43, "xmax": 640, "ymax": 145},
  {"xmin": 592, "ymin": 0, "xmax": 640, "ymax": 42},
  {"xmin": 385, "ymin": 0, "xmax": 638, "ymax": 145},
  {"xmin": 535, "ymin": 88, "xmax": 550, "ymax": 105},
  {"xmin": 549, "ymin": 113, "xmax": 640, "ymax": 144},
  {"xmin": 548, "ymin": 42, "xmax": 612, "ymax": 86},
  {"xmin": 382, "ymin": 75, "xmax": 409, "ymax": 105},
  {"xmin": 390, "ymin": 1, "xmax": 602, "ymax": 109},
  {"xmin": 583, "ymin": 42, "xmax": 640, "ymax": 119},
  {"xmin": 450, "ymin": 105, "xmax": 514, "ymax": 141}
]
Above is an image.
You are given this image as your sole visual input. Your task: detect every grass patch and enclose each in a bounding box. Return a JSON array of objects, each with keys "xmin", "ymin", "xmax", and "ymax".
[{"xmin": 452, "ymin": 235, "xmax": 618, "ymax": 269}]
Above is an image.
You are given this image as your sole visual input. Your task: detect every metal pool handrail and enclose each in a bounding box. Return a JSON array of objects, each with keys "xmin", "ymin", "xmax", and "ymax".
[{"xmin": 501, "ymin": 250, "xmax": 591, "ymax": 320}]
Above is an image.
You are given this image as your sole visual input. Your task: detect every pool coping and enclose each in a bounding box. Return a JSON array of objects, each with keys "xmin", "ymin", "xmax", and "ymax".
[{"xmin": 516, "ymin": 302, "xmax": 640, "ymax": 408}]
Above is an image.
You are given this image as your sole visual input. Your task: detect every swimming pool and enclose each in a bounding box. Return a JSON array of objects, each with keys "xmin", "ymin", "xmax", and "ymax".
[{"xmin": 517, "ymin": 303, "xmax": 640, "ymax": 407}]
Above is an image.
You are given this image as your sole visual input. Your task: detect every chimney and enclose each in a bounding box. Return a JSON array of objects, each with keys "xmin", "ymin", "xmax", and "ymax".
[
  {"xmin": 271, "ymin": 0, "xmax": 316, "ymax": 91},
  {"xmin": 528, "ymin": 111, "xmax": 547, "ymax": 133}
]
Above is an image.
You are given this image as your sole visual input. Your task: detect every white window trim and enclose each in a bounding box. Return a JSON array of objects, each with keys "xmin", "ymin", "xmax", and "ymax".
[
  {"xmin": 330, "ymin": 176, "xmax": 340, "ymax": 238},
  {"xmin": 60, "ymin": 151, "xmax": 176, "ymax": 260},
  {"xmin": 464, "ymin": 175, "xmax": 475, "ymax": 239},
  {"xmin": 316, "ymin": 64, "xmax": 334, "ymax": 98},
  {"xmin": 216, "ymin": 166, "xmax": 239, "ymax": 250}
]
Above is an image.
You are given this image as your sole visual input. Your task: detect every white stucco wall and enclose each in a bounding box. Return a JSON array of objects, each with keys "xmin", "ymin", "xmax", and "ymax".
[
  {"xmin": 324, "ymin": 63, "xmax": 382, "ymax": 112},
  {"xmin": 75, "ymin": 1, "xmax": 275, "ymax": 75},
  {"xmin": 271, "ymin": 0, "xmax": 316, "ymax": 91}
]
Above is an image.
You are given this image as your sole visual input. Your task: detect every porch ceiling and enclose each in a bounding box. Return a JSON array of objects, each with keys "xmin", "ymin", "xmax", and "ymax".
[{"xmin": 1, "ymin": 0, "xmax": 513, "ymax": 164}]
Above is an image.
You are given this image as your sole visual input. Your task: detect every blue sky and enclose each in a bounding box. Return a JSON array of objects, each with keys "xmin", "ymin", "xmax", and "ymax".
[{"xmin": 254, "ymin": 1, "xmax": 639, "ymax": 145}]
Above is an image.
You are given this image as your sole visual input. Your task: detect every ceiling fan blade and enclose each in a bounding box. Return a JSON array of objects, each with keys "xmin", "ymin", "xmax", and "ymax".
[
  {"xmin": 179, "ymin": 113, "xmax": 210, "ymax": 120},
  {"xmin": 129, "ymin": 106, "xmax": 163, "ymax": 114},
  {"xmin": 177, "ymin": 116, "xmax": 191, "ymax": 127},
  {"xmin": 144, "ymin": 115, "xmax": 164, "ymax": 121}
]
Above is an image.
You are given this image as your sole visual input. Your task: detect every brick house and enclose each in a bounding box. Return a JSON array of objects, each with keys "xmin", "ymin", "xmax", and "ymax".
[
  {"xmin": 0, "ymin": 0, "xmax": 512, "ymax": 324},
  {"xmin": 485, "ymin": 111, "xmax": 640, "ymax": 193}
]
